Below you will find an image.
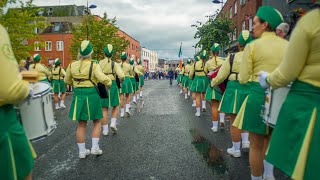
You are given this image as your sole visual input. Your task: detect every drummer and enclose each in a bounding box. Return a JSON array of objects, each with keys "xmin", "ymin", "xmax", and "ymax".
[
  {"xmin": 136, "ymin": 58, "xmax": 145, "ymax": 99},
  {"xmin": 259, "ymin": 8, "xmax": 320, "ymax": 180},
  {"xmin": 211, "ymin": 30, "xmax": 253, "ymax": 157},
  {"xmin": 50, "ymin": 58, "xmax": 67, "ymax": 110},
  {"xmin": 0, "ymin": 24, "xmax": 36, "ymax": 180},
  {"xmin": 204, "ymin": 43, "xmax": 225, "ymax": 132},
  {"xmin": 189, "ymin": 50, "xmax": 209, "ymax": 117},
  {"xmin": 233, "ymin": 6, "xmax": 288, "ymax": 180},
  {"xmin": 181, "ymin": 59, "xmax": 192, "ymax": 99},
  {"xmin": 99, "ymin": 44, "xmax": 125, "ymax": 135},
  {"xmin": 64, "ymin": 40, "xmax": 112, "ymax": 158},
  {"xmin": 29, "ymin": 54, "xmax": 51, "ymax": 83},
  {"xmin": 119, "ymin": 52, "xmax": 134, "ymax": 117}
]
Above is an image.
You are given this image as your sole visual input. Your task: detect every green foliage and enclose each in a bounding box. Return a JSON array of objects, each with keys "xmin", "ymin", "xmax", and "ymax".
[
  {"xmin": 70, "ymin": 14, "xmax": 129, "ymax": 61},
  {"xmin": 0, "ymin": 0, "xmax": 48, "ymax": 60},
  {"xmin": 192, "ymin": 10, "xmax": 233, "ymax": 53}
]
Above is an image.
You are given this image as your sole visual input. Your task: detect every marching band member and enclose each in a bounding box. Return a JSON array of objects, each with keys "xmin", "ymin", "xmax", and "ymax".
[
  {"xmin": 175, "ymin": 66, "xmax": 181, "ymax": 86},
  {"xmin": 29, "ymin": 54, "xmax": 51, "ymax": 83},
  {"xmin": 233, "ymin": 6, "xmax": 288, "ymax": 180},
  {"xmin": 0, "ymin": 24, "xmax": 36, "ymax": 180},
  {"xmin": 129, "ymin": 57, "xmax": 142, "ymax": 105},
  {"xmin": 50, "ymin": 58, "xmax": 67, "ymax": 110},
  {"xmin": 99, "ymin": 44, "xmax": 125, "ymax": 135},
  {"xmin": 119, "ymin": 52, "xmax": 134, "ymax": 117},
  {"xmin": 178, "ymin": 64, "xmax": 184, "ymax": 94},
  {"xmin": 204, "ymin": 43, "xmax": 224, "ymax": 132},
  {"xmin": 189, "ymin": 50, "xmax": 209, "ymax": 117},
  {"xmin": 181, "ymin": 59, "xmax": 192, "ymax": 99},
  {"xmin": 64, "ymin": 40, "xmax": 112, "ymax": 158},
  {"xmin": 136, "ymin": 58, "xmax": 145, "ymax": 99},
  {"xmin": 211, "ymin": 30, "xmax": 253, "ymax": 157},
  {"xmin": 259, "ymin": 8, "xmax": 320, "ymax": 180},
  {"xmin": 191, "ymin": 56, "xmax": 200, "ymax": 107}
]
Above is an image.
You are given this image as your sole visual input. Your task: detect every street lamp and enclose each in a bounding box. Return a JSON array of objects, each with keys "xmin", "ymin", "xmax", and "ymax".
[
  {"xmin": 86, "ymin": 0, "xmax": 97, "ymax": 40},
  {"xmin": 212, "ymin": 0, "xmax": 224, "ymax": 9}
]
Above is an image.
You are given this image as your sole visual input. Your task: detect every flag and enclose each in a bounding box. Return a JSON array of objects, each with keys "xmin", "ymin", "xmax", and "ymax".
[{"xmin": 178, "ymin": 43, "xmax": 182, "ymax": 69}]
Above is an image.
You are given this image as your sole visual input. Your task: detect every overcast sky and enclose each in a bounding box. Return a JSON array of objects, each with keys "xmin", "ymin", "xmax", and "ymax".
[{"xmin": 18, "ymin": 0, "xmax": 221, "ymax": 59}]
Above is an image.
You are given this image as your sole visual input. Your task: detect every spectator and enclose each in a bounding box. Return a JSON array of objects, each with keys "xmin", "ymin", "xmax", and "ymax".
[
  {"xmin": 25, "ymin": 56, "xmax": 33, "ymax": 70},
  {"xmin": 19, "ymin": 60, "xmax": 27, "ymax": 72},
  {"xmin": 276, "ymin": 22, "xmax": 290, "ymax": 39}
]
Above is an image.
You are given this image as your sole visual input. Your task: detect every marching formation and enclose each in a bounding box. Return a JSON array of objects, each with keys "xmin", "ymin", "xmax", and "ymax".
[{"xmin": 176, "ymin": 6, "xmax": 320, "ymax": 180}]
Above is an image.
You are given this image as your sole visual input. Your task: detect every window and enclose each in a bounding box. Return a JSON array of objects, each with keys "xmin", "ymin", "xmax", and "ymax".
[
  {"xmin": 45, "ymin": 41, "xmax": 52, "ymax": 51},
  {"xmin": 249, "ymin": 17, "xmax": 253, "ymax": 31},
  {"xmin": 228, "ymin": 33, "xmax": 232, "ymax": 42},
  {"xmin": 34, "ymin": 41, "xmax": 40, "ymax": 51},
  {"xmin": 34, "ymin": 27, "xmax": 41, "ymax": 34},
  {"xmin": 242, "ymin": 21, "xmax": 246, "ymax": 30},
  {"xmin": 240, "ymin": 0, "xmax": 246, "ymax": 5},
  {"xmin": 56, "ymin": 41, "xmax": 64, "ymax": 51},
  {"xmin": 232, "ymin": 28, "xmax": 237, "ymax": 41},
  {"xmin": 234, "ymin": 1, "xmax": 237, "ymax": 15},
  {"xmin": 229, "ymin": 7, "xmax": 232, "ymax": 19}
]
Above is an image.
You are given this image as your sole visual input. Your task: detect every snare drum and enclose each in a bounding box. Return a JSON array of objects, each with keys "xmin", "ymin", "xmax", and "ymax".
[
  {"xmin": 261, "ymin": 86, "xmax": 290, "ymax": 127},
  {"xmin": 18, "ymin": 82, "xmax": 56, "ymax": 141}
]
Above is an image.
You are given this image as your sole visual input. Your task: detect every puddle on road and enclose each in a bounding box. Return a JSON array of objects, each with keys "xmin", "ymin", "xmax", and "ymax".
[{"xmin": 190, "ymin": 129, "xmax": 229, "ymax": 176}]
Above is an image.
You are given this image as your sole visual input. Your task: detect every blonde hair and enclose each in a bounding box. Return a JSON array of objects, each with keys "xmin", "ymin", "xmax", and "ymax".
[{"xmin": 19, "ymin": 60, "xmax": 26, "ymax": 67}]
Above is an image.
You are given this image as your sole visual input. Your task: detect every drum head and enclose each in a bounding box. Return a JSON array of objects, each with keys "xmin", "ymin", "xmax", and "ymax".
[{"xmin": 31, "ymin": 82, "xmax": 51, "ymax": 96}]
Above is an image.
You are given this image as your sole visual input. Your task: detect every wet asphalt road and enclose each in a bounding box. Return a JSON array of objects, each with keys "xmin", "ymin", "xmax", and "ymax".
[{"xmin": 32, "ymin": 79, "xmax": 290, "ymax": 180}]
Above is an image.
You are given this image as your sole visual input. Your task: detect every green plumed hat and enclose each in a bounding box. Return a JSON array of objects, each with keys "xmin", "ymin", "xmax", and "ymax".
[
  {"xmin": 79, "ymin": 40, "xmax": 93, "ymax": 56},
  {"xmin": 54, "ymin": 58, "xmax": 61, "ymax": 66},
  {"xmin": 211, "ymin": 43, "xmax": 221, "ymax": 53},
  {"xmin": 200, "ymin": 50, "xmax": 208, "ymax": 60},
  {"xmin": 121, "ymin": 52, "xmax": 127, "ymax": 61},
  {"xmin": 129, "ymin": 58, "xmax": 134, "ymax": 65},
  {"xmin": 104, "ymin": 44, "xmax": 113, "ymax": 57},
  {"xmin": 137, "ymin": 58, "xmax": 142, "ymax": 65},
  {"xmin": 195, "ymin": 56, "xmax": 200, "ymax": 62},
  {"xmin": 33, "ymin": 54, "xmax": 41, "ymax": 62},
  {"xmin": 238, "ymin": 30, "xmax": 253, "ymax": 46},
  {"xmin": 256, "ymin": 6, "xmax": 284, "ymax": 30},
  {"xmin": 187, "ymin": 59, "xmax": 191, "ymax": 64}
]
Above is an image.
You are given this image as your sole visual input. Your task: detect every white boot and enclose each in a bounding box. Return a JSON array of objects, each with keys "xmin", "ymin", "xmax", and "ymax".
[
  {"xmin": 60, "ymin": 100, "xmax": 66, "ymax": 109},
  {"xmin": 55, "ymin": 103, "xmax": 60, "ymax": 110}
]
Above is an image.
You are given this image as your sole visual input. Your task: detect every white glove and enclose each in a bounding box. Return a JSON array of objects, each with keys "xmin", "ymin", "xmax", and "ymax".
[
  {"xmin": 29, "ymin": 85, "xmax": 34, "ymax": 97},
  {"xmin": 258, "ymin": 71, "xmax": 269, "ymax": 89}
]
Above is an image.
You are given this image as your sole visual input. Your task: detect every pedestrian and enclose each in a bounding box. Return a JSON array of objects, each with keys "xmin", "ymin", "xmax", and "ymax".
[
  {"xmin": 136, "ymin": 58, "xmax": 145, "ymax": 99},
  {"xmin": 204, "ymin": 43, "xmax": 225, "ymax": 132},
  {"xmin": 119, "ymin": 52, "xmax": 134, "ymax": 117},
  {"xmin": 50, "ymin": 58, "xmax": 67, "ymax": 110},
  {"xmin": 99, "ymin": 44, "xmax": 125, "ymax": 135},
  {"xmin": 129, "ymin": 57, "xmax": 142, "ymax": 105},
  {"xmin": 276, "ymin": 22, "xmax": 290, "ymax": 39},
  {"xmin": 259, "ymin": 8, "xmax": 320, "ymax": 180},
  {"xmin": 29, "ymin": 54, "xmax": 51, "ymax": 83},
  {"xmin": 233, "ymin": 6, "xmax": 288, "ymax": 180},
  {"xmin": 181, "ymin": 59, "xmax": 192, "ymax": 99},
  {"xmin": 168, "ymin": 68, "xmax": 174, "ymax": 85},
  {"xmin": 211, "ymin": 30, "xmax": 253, "ymax": 157},
  {"xmin": 25, "ymin": 56, "xmax": 33, "ymax": 70},
  {"xmin": 64, "ymin": 40, "xmax": 112, "ymax": 158},
  {"xmin": 189, "ymin": 50, "xmax": 209, "ymax": 117},
  {"xmin": 19, "ymin": 60, "xmax": 27, "ymax": 72},
  {"xmin": 0, "ymin": 24, "xmax": 36, "ymax": 180}
]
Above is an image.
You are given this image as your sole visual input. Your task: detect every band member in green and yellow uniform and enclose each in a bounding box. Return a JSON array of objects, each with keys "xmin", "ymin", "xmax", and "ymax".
[
  {"xmin": 191, "ymin": 56, "xmax": 200, "ymax": 107},
  {"xmin": 181, "ymin": 59, "xmax": 192, "ymax": 99},
  {"xmin": 175, "ymin": 66, "xmax": 181, "ymax": 86},
  {"xmin": 178, "ymin": 64, "xmax": 184, "ymax": 94},
  {"xmin": 29, "ymin": 54, "xmax": 51, "ymax": 83},
  {"xmin": 232, "ymin": 6, "xmax": 288, "ymax": 179},
  {"xmin": 119, "ymin": 52, "xmax": 134, "ymax": 117},
  {"xmin": 189, "ymin": 50, "xmax": 209, "ymax": 117},
  {"xmin": 50, "ymin": 58, "xmax": 67, "ymax": 110},
  {"xmin": 129, "ymin": 57, "xmax": 142, "ymax": 105},
  {"xmin": 204, "ymin": 43, "xmax": 225, "ymax": 132},
  {"xmin": 211, "ymin": 30, "xmax": 253, "ymax": 157},
  {"xmin": 258, "ymin": 8, "xmax": 320, "ymax": 180},
  {"xmin": 0, "ymin": 24, "xmax": 36, "ymax": 180},
  {"xmin": 64, "ymin": 40, "xmax": 112, "ymax": 158},
  {"xmin": 136, "ymin": 58, "xmax": 145, "ymax": 99},
  {"xmin": 99, "ymin": 44, "xmax": 125, "ymax": 135}
]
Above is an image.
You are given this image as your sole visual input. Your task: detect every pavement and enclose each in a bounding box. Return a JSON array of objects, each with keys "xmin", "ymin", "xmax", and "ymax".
[{"xmin": 32, "ymin": 79, "xmax": 290, "ymax": 180}]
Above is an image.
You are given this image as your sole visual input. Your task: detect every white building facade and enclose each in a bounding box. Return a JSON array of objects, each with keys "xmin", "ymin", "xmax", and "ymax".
[{"xmin": 141, "ymin": 47, "xmax": 158, "ymax": 72}]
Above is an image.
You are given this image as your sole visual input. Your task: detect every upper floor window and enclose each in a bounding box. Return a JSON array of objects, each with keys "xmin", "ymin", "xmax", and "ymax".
[
  {"xmin": 56, "ymin": 41, "xmax": 64, "ymax": 51},
  {"xmin": 232, "ymin": 28, "xmax": 237, "ymax": 41},
  {"xmin": 242, "ymin": 21, "xmax": 246, "ymax": 30},
  {"xmin": 249, "ymin": 17, "xmax": 253, "ymax": 31},
  {"xmin": 234, "ymin": 1, "xmax": 237, "ymax": 15},
  {"xmin": 229, "ymin": 7, "xmax": 233, "ymax": 19},
  {"xmin": 34, "ymin": 41, "xmax": 40, "ymax": 51},
  {"xmin": 45, "ymin": 41, "xmax": 52, "ymax": 51}
]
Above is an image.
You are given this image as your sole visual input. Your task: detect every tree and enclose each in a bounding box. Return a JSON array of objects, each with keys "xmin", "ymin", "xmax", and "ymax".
[
  {"xmin": 192, "ymin": 10, "xmax": 233, "ymax": 54},
  {"xmin": 70, "ymin": 13, "xmax": 129, "ymax": 61},
  {"xmin": 0, "ymin": 0, "xmax": 48, "ymax": 60}
]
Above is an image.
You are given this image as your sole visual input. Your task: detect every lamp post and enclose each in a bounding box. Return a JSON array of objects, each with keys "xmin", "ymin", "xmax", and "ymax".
[
  {"xmin": 212, "ymin": 0, "xmax": 224, "ymax": 9},
  {"xmin": 86, "ymin": 0, "xmax": 97, "ymax": 40}
]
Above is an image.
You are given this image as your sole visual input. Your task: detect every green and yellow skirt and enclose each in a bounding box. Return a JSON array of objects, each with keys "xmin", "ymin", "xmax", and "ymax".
[
  {"xmin": 265, "ymin": 80, "xmax": 320, "ymax": 180},
  {"xmin": 177, "ymin": 74, "xmax": 182, "ymax": 83},
  {"xmin": 39, "ymin": 78, "xmax": 50, "ymax": 84},
  {"xmin": 101, "ymin": 80, "xmax": 120, "ymax": 108},
  {"xmin": 219, "ymin": 81, "xmax": 249, "ymax": 114},
  {"xmin": 130, "ymin": 77, "xmax": 139, "ymax": 92},
  {"xmin": 120, "ymin": 77, "xmax": 133, "ymax": 94},
  {"xmin": 69, "ymin": 87, "xmax": 103, "ymax": 121},
  {"xmin": 139, "ymin": 75, "xmax": 144, "ymax": 87},
  {"xmin": 190, "ymin": 76, "xmax": 209, "ymax": 93},
  {"xmin": 205, "ymin": 83, "xmax": 223, "ymax": 101},
  {"xmin": 182, "ymin": 75, "xmax": 190, "ymax": 88},
  {"xmin": 233, "ymin": 82, "xmax": 269, "ymax": 135},
  {"xmin": 0, "ymin": 105, "xmax": 36, "ymax": 180},
  {"xmin": 52, "ymin": 79, "xmax": 66, "ymax": 93}
]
